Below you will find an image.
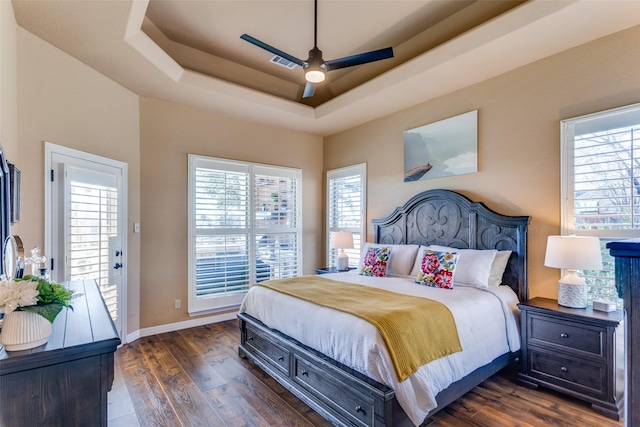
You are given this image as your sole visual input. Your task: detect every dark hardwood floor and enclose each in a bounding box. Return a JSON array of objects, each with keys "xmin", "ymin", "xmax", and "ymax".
[{"xmin": 109, "ymin": 319, "xmax": 624, "ymax": 427}]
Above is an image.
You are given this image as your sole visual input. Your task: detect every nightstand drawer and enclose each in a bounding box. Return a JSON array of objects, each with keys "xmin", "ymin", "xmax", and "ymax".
[
  {"xmin": 529, "ymin": 348, "xmax": 607, "ymax": 399},
  {"xmin": 529, "ymin": 314, "xmax": 604, "ymax": 357}
]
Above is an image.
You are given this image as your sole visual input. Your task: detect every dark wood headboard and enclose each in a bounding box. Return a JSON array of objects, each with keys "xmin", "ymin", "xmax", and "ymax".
[{"xmin": 372, "ymin": 189, "xmax": 531, "ymax": 301}]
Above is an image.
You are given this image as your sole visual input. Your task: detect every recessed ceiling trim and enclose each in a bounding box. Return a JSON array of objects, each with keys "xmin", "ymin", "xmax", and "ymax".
[
  {"xmin": 180, "ymin": 70, "xmax": 315, "ymax": 119},
  {"xmin": 126, "ymin": 30, "xmax": 184, "ymax": 82},
  {"xmin": 124, "ymin": 0, "xmax": 148, "ymax": 40}
]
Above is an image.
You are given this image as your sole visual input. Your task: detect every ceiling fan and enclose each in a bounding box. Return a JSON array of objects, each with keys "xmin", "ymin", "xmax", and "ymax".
[{"xmin": 241, "ymin": 0, "xmax": 394, "ymax": 99}]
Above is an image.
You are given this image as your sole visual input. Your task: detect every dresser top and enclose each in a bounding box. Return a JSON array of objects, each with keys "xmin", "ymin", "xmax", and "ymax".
[
  {"xmin": 0, "ymin": 280, "xmax": 121, "ymax": 374},
  {"xmin": 518, "ymin": 297, "xmax": 624, "ymax": 325}
]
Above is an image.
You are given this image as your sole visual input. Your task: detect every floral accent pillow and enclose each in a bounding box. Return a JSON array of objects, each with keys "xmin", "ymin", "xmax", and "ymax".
[
  {"xmin": 415, "ymin": 249, "xmax": 459, "ymax": 289},
  {"xmin": 359, "ymin": 247, "xmax": 391, "ymax": 277}
]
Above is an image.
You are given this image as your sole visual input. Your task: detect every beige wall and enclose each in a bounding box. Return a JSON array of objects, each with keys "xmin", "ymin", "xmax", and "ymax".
[
  {"xmin": 16, "ymin": 28, "xmax": 142, "ymax": 334},
  {"xmin": 1, "ymin": 0, "xmax": 18, "ymax": 159},
  {"xmin": 324, "ymin": 25, "xmax": 640, "ymax": 300},
  {"xmin": 139, "ymin": 97, "xmax": 323, "ymax": 328}
]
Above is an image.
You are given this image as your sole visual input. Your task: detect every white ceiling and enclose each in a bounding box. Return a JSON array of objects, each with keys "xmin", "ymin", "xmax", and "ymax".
[{"xmin": 12, "ymin": 0, "xmax": 640, "ymax": 136}]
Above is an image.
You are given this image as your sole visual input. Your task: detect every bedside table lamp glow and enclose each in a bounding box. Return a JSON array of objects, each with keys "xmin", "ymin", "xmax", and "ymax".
[
  {"xmin": 330, "ymin": 231, "xmax": 354, "ymax": 271},
  {"xmin": 544, "ymin": 235, "xmax": 603, "ymax": 308}
]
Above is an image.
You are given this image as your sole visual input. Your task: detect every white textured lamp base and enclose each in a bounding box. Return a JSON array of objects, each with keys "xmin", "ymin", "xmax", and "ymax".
[
  {"xmin": 336, "ymin": 251, "xmax": 349, "ymax": 271},
  {"xmin": 558, "ymin": 282, "xmax": 588, "ymax": 308}
]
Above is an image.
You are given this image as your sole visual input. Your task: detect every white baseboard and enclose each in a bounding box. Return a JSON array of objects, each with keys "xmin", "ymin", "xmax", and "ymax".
[{"xmin": 125, "ymin": 310, "xmax": 238, "ymax": 344}]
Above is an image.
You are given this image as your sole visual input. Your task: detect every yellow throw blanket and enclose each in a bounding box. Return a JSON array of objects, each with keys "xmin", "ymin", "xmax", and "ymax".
[{"xmin": 254, "ymin": 275, "xmax": 462, "ymax": 381}]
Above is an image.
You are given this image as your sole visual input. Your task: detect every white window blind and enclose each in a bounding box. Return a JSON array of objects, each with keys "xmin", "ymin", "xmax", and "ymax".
[
  {"xmin": 67, "ymin": 171, "xmax": 119, "ymax": 321},
  {"xmin": 188, "ymin": 155, "xmax": 301, "ymax": 315},
  {"xmin": 326, "ymin": 164, "xmax": 366, "ymax": 268},
  {"xmin": 562, "ymin": 103, "xmax": 640, "ymax": 306}
]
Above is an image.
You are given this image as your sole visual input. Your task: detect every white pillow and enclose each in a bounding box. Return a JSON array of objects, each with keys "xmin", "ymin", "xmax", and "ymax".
[
  {"xmin": 487, "ymin": 251, "xmax": 512, "ymax": 286},
  {"xmin": 359, "ymin": 243, "xmax": 419, "ymax": 276},
  {"xmin": 427, "ymin": 245, "xmax": 498, "ymax": 288}
]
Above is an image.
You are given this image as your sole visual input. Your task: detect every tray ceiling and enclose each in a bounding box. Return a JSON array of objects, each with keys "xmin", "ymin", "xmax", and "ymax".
[{"xmin": 12, "ymin": 0, "xmax": 640, "ymax": 136}]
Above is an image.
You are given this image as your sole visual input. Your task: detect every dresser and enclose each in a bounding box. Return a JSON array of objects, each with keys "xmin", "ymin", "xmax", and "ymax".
[
  {"xmin": 0, "ymin": 280, "xmax": 121, "ymax": 426},
  {"xmin": 607, "ymin": 238, "xmax": 640, "ymax": 426},
  {"xmin": 517, "ymin": 297, "xmax": 624, "ymax": 420}
]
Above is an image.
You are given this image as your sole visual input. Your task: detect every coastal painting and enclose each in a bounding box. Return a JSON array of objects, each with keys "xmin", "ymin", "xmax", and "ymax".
[{"xmin": 403, "ymin": 110, "xmax": 478, "ymax": 182}]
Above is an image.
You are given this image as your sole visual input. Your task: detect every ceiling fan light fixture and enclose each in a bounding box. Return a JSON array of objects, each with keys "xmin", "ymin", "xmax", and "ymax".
[
  {"xmin": 305, "ymin": 67, "xmax": 325, "ymax": 83},
  {"xmin": 304, "ymin": 47, "xmax": 326, "ymax": 83}
]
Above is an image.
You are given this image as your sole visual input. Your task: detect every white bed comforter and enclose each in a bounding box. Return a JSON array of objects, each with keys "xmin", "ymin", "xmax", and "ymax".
[{"xmin": 239, "ymin": 271, "xmax": 521, "ymax": 426}]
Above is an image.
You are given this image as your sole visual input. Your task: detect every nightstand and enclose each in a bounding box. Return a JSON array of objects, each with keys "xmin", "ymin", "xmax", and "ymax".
[
  {"xmin": 517, "ymin": 297, "xmax": 624, "ymax": 420},
  {"xmin": 315, "ymin": 267, "xmax": 354, "ymax": 274}
]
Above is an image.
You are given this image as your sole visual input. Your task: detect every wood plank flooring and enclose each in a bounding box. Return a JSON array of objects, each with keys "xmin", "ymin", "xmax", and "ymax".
[{"xmin": 108, "ymin": 319, "xmax": 624, "ymax": 427}]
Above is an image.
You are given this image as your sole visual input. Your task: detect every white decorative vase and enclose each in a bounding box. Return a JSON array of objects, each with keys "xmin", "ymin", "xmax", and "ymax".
[{"xmin": 0, "ymin": 310, "xmax": 52, "ymax": 351}]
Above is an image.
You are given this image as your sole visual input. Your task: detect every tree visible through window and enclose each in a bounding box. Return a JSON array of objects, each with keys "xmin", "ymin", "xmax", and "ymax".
[{"xmin": 562, "ymin": 104, "xmax": 640, "ymax": 306}]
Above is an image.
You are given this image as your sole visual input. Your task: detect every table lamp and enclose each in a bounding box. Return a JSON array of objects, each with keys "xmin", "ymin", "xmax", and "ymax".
[
  {"xmin": 330, "ymin": 231, "xmax": 354, "ymax": 271},
  {"xmin": 544, "ymin": 235, "xmax": 603, "ymax": 308}
]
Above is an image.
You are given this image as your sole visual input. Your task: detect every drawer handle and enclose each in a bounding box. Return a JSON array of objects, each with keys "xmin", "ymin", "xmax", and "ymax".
[
  {"xmin": 355, "ymin": 406, "xmax": 364, "ymax": 413},
  {"xmin": 560, "ymin": 366, "xmax": 568, "ymax": 372},
  {"xmin": 560, "ymin": 333, "xmax": 569, "ymax": 338},
  {"xmin": 278, "ymin": 356, "xmax": 284, "ymax": 362},
  {"xmin": 301, "ymin": 370, "xmax": 308, "ymax": 376}
]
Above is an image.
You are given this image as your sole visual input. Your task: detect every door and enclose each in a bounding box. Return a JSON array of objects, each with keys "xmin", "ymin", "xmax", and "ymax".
[{"xmin": 45, "ymin": 143, "xmax": 127, "ymax": 341}]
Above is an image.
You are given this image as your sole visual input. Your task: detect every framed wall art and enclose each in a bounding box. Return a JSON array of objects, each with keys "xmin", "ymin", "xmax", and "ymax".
[{"xmin": 403, "ymin": 110, "xmax": 478, "ymax": 182}]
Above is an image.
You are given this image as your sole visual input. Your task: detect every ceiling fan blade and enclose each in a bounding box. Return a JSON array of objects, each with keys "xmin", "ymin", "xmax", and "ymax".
[
  {"xmin": 240, "ymin": 34, "xmax": 305, "ymax": 67},
  {"xmin": 302, "ymin": 82, "xmax": 316, "ymax": 98},
  {"xmin": 325, "ymin": 47, "xmax": 394, "ymax": 71}
]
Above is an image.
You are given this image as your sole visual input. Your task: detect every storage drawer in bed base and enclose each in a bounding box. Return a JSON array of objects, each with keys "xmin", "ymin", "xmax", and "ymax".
[{"xmin": 238, "ymin": 313, "xmax": 395, "ymax": 427}]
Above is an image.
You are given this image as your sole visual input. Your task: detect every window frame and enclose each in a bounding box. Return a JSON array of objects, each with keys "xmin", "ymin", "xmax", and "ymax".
[
  {"xmin": 326, "ymin": 163, "xmax": 366, "ymax": 269},
  {"xmin": 188, "ymin": 154, "xmax": 302, "ymax": 316},
  {"xmin": 560, "ymin": 102, "xmax": 640, "ymax": 306}
]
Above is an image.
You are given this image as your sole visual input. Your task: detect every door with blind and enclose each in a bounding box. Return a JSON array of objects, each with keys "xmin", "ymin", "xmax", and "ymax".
[{"xmin": 45, "ymin": 143, "xmax": 127, "ymax": 341}]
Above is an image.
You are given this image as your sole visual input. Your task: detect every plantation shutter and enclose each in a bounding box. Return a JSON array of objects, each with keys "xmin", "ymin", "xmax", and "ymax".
[
  {"xmin": 572, "ymin": 127, "xmax": 640, "ymax": 231},
  {"xmin": 193, "ymin": 161, "xmax": 250, "ymax": 306},
  {"xmin": 254, "ymin": 166, "xmax": 300, "ymax": 279},
  {"xmin": 327, "ymin": 164, "xmax": 366, "ymax": 268}
]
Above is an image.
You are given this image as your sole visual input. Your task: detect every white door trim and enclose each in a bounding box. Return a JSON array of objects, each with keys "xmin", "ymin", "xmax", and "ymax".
[{"xmin": 44, "ymin": 141, "xmax": 128, "ymax": 343}]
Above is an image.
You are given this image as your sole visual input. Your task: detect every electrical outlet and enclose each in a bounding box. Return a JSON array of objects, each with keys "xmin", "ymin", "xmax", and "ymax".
[
  {"xmin": 174, "ymin": 299, "xmax": 181, "ymax": 309},
  {"xmin": 133, "ymin": 222, "xmax": 141, "ymax": 233}
]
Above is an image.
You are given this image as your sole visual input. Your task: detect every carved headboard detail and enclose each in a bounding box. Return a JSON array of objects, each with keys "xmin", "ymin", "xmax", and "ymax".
[{"xmin": 372, "ymin": 189, "xmax": 530, "ymax": 301}]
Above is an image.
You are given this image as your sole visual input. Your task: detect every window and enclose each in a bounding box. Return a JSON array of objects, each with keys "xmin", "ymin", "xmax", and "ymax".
[
  {"xmin": 188, "ymin": 155, "xmax": 301, "ymax": 315},
  {"xmin": 326, "ymin": 164, "xmax": 366, "ymax": 269},
  {"xmin": 561, "ymin": 103, "xmax": 640, "ymax": 306}
]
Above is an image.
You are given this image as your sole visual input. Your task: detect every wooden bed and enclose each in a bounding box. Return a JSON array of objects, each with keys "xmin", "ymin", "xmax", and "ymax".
[{"xmin": 238, "ymin": 189, "xmax": 530, "ymax": 426}]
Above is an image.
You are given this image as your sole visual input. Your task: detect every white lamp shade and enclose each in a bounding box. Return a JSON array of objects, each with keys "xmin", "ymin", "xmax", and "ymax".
[
  {"xmin": 330, "ymin": 231, "xmax": 354, "ymax": 250},
  {"xmin": 545, "ymin": 235, "xmax": 602, "ymax": 308},
  {"xmin": 544, "ymin": 235, "xmax": 603, "ymax": 271}
]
